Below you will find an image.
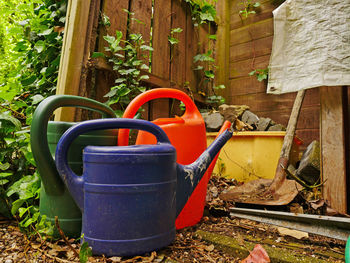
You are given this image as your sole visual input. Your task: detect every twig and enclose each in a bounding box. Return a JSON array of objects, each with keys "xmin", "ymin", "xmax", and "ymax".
[{"xmin": 55, "ymin": 216, "xmax": 80, "ymax": 259}]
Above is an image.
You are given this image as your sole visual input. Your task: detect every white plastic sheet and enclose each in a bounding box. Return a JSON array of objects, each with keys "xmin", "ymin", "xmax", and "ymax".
[{"xmin": 267, "ymin": 0, "xmax": 350, "ymax": 94}]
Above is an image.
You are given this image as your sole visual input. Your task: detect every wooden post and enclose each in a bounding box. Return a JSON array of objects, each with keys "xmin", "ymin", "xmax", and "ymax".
[
  {"xmin": 55, "ymin": 0, "xmax": 92, "ymax": 121},
  {"xmin": 320, "ymin": 86, "xmax": 347, "ymax": 213}
]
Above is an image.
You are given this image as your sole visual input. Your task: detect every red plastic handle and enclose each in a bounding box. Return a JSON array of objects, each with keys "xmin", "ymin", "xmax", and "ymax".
[{"xmin": 118, "ymin": 88, "xmax": 202, "ymax": 146}]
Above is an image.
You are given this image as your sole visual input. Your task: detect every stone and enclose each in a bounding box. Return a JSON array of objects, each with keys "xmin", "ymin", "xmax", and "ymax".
[
  {"xmin": 241, "ymin": 110, "xmax": 259, "ymax": 128},
  {"xmin": 257, "ymin": 117, "xmax": 272, "ymax": 131},
  {"xmin": 218, "ymin": 104, "xmax": 249, "ymax": 122},
  {"xmin": 268, "ymin": 124, "xmax": 286, "ymax": 131},
  {"xmin": 201, "ymin": 111, "xmax": 224, "ymax": 132},
  {"xmin": 296, "ymin": 140, "xmax": 320, "ymax": 185}
]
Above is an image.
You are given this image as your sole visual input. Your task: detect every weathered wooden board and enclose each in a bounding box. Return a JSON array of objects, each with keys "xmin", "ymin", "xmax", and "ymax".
[
  {"xmin": 130, "ymin": 0, "xmax": 152, "ymax": 65},
  {"xmin": 229, "ymin": 36, "xmax": 273, "ymax": 62},
  {"xmin": 55, "ymin": 0, "xmax": 92, "ymax": 121},
  {"xmin": 230, "ymin": 18, "xmax": 274, "ymax": 46},
  {"xmin": 215, "ymin": 0, "xmax": 230, "ymax": 99},
  {"xmin": 229, "ymin": 54, "xmax": 270, "ymax": 79},
  {"xmin": 230, "ymin": 0, "xmax": 277, "ymax": 30},
  {"xmin": 320, "ymin": 86, "xmax": 347, "ymax": 213}
]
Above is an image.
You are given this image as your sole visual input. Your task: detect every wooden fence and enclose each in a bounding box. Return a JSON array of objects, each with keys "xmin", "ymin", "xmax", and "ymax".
[{"xmin": 56, "ymin": 0, "xmax": 214, "ymax": 122}]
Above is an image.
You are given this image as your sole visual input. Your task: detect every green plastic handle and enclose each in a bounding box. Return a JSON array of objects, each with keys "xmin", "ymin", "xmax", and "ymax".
[{"xmin": 30, "ymin": 95, "xmax": 116, "ymax": 195}]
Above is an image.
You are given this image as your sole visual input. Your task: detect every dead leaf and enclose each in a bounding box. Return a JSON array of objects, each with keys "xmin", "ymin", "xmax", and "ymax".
[
  {"xmin": 277, "ymin": 227, "xmax": 308, "ymax": 240},
  {"xmin": 236, "ymin": 232, "xmax": 245, "ymax": 247},
  {"xmin": 205, "ymin": 244, "xmax": 215, "ymax": 252},
  {"xmin": 241, "ymin": 244, "xmax": 270, "ymax": 263},
  {"xmin": 109, "ymin": 256, "xmax": 122, "ymax": 262}
]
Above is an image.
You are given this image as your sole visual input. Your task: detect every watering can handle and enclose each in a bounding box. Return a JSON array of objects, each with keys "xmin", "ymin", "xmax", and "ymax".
[
  {"xmin": 118, "ymin": 88, "xmax": 201, "ymax": 146},
  {"xmin": 55, "ymin": 118, "xmax": 171, "ymax": 209},
  {"xmin": 30, "ymin": 95, "xmax": 116, "ymax": 195}
]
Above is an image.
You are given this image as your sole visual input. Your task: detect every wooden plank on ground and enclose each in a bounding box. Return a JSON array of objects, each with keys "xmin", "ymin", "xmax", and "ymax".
[
  {"xmin": 55, "ymin": 0, "xmax": 92, "ymax": 121},
  {"xmin": 320, "ymin": 86, "xmax": 347, "ymax": 213}
]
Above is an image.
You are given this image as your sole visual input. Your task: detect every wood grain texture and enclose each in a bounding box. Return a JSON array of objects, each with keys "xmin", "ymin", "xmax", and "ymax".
[
  {"xmin": 152, "ymin": 0, "xmax": 171, "ymax": 78},
  {"xmin": 229, "ymin": 54, "xmax": 270, "ymax": 79},
  {"xmin": 230, "ymin": 0, "xmax": 276, "ymax": 30},
  {"xmin": 130, "ymin": 0, "xmax": 152, "ymax": 65},
  {"xmin": 229, "ymin": 35, "xmax": 273, "ymax": 62},
  {"xmin": 320, "ymin": 86, "xmax": 347, "ymax": 213},
  {"xmin": 230, "ymin": 18, "xmax": 273, "ymax": 46},
  {"xmin": 55, "ymin": 0, "xmax": 92, "ymax": 121}
]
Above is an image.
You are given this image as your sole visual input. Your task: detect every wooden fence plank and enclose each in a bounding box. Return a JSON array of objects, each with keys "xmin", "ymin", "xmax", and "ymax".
[
  {"xmin": 230, "ymin": 18, "xmax": 273, "ymax": 46},
  {"xmin": 152, "ymin": 0, "xmax": 171, "ymax": 78},
  {"xmin": 229, "ymin": 35, "xmax": 273, "ymax": 62},
  {"xmin": 215, "ymin": 0, "xmax": 231, "ymax": 99},
  {"xmin": 229, "ymin": 54, "xmax": 270, "ymax": 79},
  {"xmin": 130, "ymin": 0, "xmax": 152, "ymax": 65},
  {"xmin": 320, "ymin": 86, "xmax": 347, "ymax": 213},
  {"xmin": 151, "ymin": 0, "xmax": 172, "ymax": 119},
  {"xmin": 230, "ymin": 0, "xmax": 276, "ymax": 30},
  {"xmin": 94, "ymin": 0, "xmax": 130, "ymax": 105}
]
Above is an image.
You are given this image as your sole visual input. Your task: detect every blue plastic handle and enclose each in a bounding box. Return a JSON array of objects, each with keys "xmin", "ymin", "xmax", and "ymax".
[{"xmin": 55, "ymin": 118, "xmax": 171, "ymax": 210}]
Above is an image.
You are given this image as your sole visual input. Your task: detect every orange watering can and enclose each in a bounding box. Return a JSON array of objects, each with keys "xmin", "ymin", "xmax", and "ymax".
[{"xmin": 118, "ymin": 88, "xmax": 231, "ymax": 229}]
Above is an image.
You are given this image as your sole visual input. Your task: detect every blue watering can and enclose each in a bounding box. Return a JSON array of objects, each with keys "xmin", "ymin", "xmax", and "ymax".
[{"xmin": 55, "ymin": 118, "xmax": 232, "ymax": 256}]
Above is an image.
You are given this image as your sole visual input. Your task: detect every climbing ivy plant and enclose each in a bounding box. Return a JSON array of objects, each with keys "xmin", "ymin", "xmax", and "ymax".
[{"xmin": 0, "ymin": 0, "xmax": 66, "ymax": 236}]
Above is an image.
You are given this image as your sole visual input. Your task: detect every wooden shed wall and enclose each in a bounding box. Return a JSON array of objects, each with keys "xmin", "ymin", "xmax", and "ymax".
[{"xmin": 225, "ymin": 0, "xmax": 320, "ymax": 147}]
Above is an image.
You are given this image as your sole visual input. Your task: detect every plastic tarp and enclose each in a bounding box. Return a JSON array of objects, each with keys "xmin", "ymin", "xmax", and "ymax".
[{"xmin": 267, "ymin": 0, "xmax": 350, "ymax": 94}]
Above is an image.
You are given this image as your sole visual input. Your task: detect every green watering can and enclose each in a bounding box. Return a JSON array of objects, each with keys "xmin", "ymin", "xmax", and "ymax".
[{"xmin": 30, "ymin": 95, "xmax": 117, "ymax": 237}]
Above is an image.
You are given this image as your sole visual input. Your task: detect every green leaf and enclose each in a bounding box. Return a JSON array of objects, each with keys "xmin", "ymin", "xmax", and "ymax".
[
  {"xmin": 168, "ymin": 37, "xmax": 179, "ymax": 45},
  {"xmin": 253, "ymin": 2, "xmax": 261, "ymax": 7},
  {"xmin": 91, "ymin": 52, "xmax": 105, "ymax": 58},
  {"xmin": 0, "ymin": 163, "xmax": 10, "ymax": 171},
  {"xmin": 214, "ymin": 84, "xmax": 226, "ymax": 90},
  {"xmin": 208, "ymin": 34, "xmax": 217, "ymax": 40},
  {"xmin": 11, "ymin": 199, "xmax": 25, "ymax": 215},
  {"xmin": 34, "ymin": 40, "xmax": 45, "ymax": 53},
  {"xmin": 140, "ymin": 45, "xmax": 153, "ymax": 51},
  {"xmin": 139, "ymin": 75, "xmax": 149, "ymax": 81},
  {"xmin": 0, "ymin": 173, "xmax": 11, "ymax": 178},
  {"xmin": 18, "ymin": 207, "xmax": 30, "ymax": 218},
  {"xmin": 0, "ymin": 113, "xmax": 21, "ymax": 130},
  {"xmin": 103, "ymin": 35, "xmax": 115, "ymax": 44},
  {"xmin": 204, "ymin": 70, "xmax": 215, "ymax": 79},
  {"xmin": 171, "ymin": 27, "xmax": 183, "ymax": 33},
  {"xmin": 32, "ymin": 94, "xmax": 44, "ymax": 105},
  {"xmin": 79, "ymin": 242, "xmax": 92, "ymax": 263},
  {"xmin": 38, "ymin": 28, "xmax": 53, "ymax": 36},
  {"xmin": 21, "ymin": 75, "xmax": 37, "ymax": 86},
  {"xmin": 249, "ymin": 70, "xmax": 256, "ymax": 76},
  {"xmin": 101, "ymin": 13, "xmax": 111, "ymax": 27}
]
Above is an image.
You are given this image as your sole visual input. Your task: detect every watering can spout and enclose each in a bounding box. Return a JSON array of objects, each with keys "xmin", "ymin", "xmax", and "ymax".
[{"xmin": 175, "ymin": 128, "xmax": 232, "ymax": 216}]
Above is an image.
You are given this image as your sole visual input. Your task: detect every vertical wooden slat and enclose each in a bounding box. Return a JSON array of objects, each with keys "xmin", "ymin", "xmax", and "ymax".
[
  {"xmin": 94, "ymin": 0, "xmax": 130, "ymax": 104},
  {"xmin": 151, "ymin": 0, "xmax": 172, "ymax": 119},
  {"xmin": 185, "ymin": 7, "xmax": 198, "ymax": 93},
  {"xmin": 55, "ymin": 0, "xmax": 92, "ymax": 121},
  {"xmin": 76, "ymin": 0, "xmax": 101, "ymax": 121},
  {"xmin": 215, "ymin": 0, "xmax": 230, "ymax": 99},
  {"xmin": 170, "ymin": 0, "xmax": 187, "ymax": 86},
  {"xmin": 152, "ymin": 0, "xmax": 171, "ymax": 78},
  {"xmin": 320, "ymin": 86, "xmax": 347, "ymax": 213},
  {"xmin": 130, "ymin": 0, "xmax": 152, "ymax": 65}
]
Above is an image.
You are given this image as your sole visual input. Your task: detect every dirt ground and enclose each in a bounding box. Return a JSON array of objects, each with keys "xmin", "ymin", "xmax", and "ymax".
[{"xmin": 0, "ymin": 175, "xmax": 347, "ymax": 262}]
